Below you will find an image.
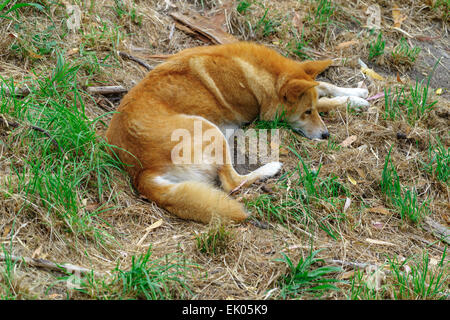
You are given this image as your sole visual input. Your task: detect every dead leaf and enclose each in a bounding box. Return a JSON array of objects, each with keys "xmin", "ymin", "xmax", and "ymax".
[
  {"xmin": 32, "ymin": 245, "xmax": 43, "ymax": 259},
  {"xmin": 2, "ymin": 223, "xmax": 12, "ymax": 238},
  {"xmin": 366, "ymin": 206, "xmax": 391, "ymax": 215},
  {"xmin": 343, "ymin": 197, "xmax": 351, "ymax": 212},
  {"xmin": 292, "ymin": 11, "xmax": 303, "ymax": 35},
  {"xmin": 367, "ymin": 91, "xmax": 385, "ymax": 101},
  {"xmin": 347, "ymin": 175, "xmax": 357, "ymax": 185},
  {"xmin": 137, "ymin": 219, "xmax": 164, "ymax": 246},
  {"xmin": 392, "ymin": 4, "xmax": 407, "ymax": 28},
  {"xmin": 372, "ymin": 221, "xmax": 384, "ymax": 229},
  {"xmin": 335, "ymin": 40, "xmax": 358, "ymax": 50},
  {"xmin": 209, "ymin": 0, "xmax": 234, "ymax": 31},
  {"xmin": 365, "ymin": 238, "xmax": 395, "ymax": 246},
  {"xmin": 339, "ymin": 135, "xmax": 357, "ymax": 147},
  {"xmin": 366, "ymin": 4, "xmax": 381, "ymax": 30},
  {"xmin": 339, "ymin": 270, "xmax": 355, "ymax": 280},
  {"xmin": 66, "ymin": 48, "xmax": 79, "ymax": 57},
  {"xmin": 361, "ymin": 67, "xmax": 385, "ymax": 80},
  {"xmin": 355, "ymin": 168, "xmax": 366, "ymax": 179},
  {"xmin": 435, "ymin": 88, "xmax": 443, "ymax": 95},
  {"xmin": 26, "ymin": 48, "xmax": 43, "ymax": 59},
  {"xmin": 170, "ymin": 11, "xmax": 237, "ymax": 45},
  {"xmin": 415, "ymin": 35, "xmax": 440, "ymax": 42},
  {"xmin": 396, "ymin": 72, "xmax": 403, "ymax": 83},
  {"xmin": 365, "ymin": 267, "xmax": 386, "ymax": 291}
]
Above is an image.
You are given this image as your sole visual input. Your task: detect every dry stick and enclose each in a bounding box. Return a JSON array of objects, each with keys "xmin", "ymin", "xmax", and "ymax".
[
  {"xmin": 0, "ymin": 253, "xmax": 102, "ymax": 277},
  {"xmin": 170, "ymin": 11, "xmax": 238, "ymax": 45},
  {"xmin": 117, "ymin": 51, "xmax": 153, "ymax": 71},
  {"xmin": 86, "ymin": 86, "xmax": 128, "ymax": 95},
  {"xmin": 423, "ymin": 217, "xmax": 450, "ymax": 245},
  {"xmin": 327, "ymin": 259, "xmax": 382, "ymax": 270},
  {"xmin": 0, "ymin": 117, "xmax": 64, "ymax": 154},
  {"xmin": 1, "ymin": 86, "xmax": 31, "ymax": 97}
]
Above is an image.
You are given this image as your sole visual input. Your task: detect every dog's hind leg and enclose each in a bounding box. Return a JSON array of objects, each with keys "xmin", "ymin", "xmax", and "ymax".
[
  {"xmin": 217, "ymin": 134, "xmax": 282, "ymax": 193},
  {"xmin": 136, "ymin": 170, "xmax": 249, "ymax": 223}
]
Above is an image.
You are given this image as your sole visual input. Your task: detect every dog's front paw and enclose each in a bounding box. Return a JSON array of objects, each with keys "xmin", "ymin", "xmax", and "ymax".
[
  {"xmin": 347, "ymin": 88, "xmax": 369, "ymax": 99},
  {"xmin": 255, "ymin": 161, "xmax": 283, "ymax": 179},
  {"xmin": 346, "ymin": 96, "xmax": 370, "ymax": 111}
]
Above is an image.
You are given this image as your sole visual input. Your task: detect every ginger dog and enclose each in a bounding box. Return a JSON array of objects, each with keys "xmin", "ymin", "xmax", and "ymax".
[{"xmin": 106, "ymin": 42, "xmax": 369, "ymax": 223}]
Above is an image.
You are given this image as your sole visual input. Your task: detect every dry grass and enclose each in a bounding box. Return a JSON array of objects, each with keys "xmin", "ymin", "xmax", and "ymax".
[{"xmin": 0, "ymin": 0, "xmax": 448, "ymax": 300}]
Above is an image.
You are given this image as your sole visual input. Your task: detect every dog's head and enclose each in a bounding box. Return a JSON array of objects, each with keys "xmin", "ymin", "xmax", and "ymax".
[{"xmin": 277, "ymin": 59, "xmax": 332, "ymax": 140}]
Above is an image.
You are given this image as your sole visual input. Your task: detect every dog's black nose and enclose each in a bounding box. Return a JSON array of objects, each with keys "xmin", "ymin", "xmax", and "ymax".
[{"xmin": 321, "ymin": 132, "xmax": 330, "ymax": 139}]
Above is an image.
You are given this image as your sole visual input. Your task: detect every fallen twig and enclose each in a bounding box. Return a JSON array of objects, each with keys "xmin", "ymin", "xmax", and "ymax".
[
  {"xmin": 87, "ymin": 86, "xmax": 128, "ymax": 95},
  {"xmin": 0, "ymin": 116, "xmax": 64, "ymax": 154},
  {"xmin": 423, "ymin": 217, "xmax": 450, "ymax": 245},
  {"xmin": 0, "ymin": 252, "xmax": 101, "ymax": 277},
  {"xmin": 327, "ymin": 259, "xmax": 377, "ymax": 269},
  {"xmin": 1, "ymin": 85, "xmax": 31, "ymax": 97},
  {"xmin": 117, "ymin": 50, "xmax": 153, "ymax": 71}
]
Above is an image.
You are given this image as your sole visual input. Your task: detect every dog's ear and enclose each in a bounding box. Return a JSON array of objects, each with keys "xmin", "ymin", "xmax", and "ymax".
[
  {"xmin": 280, "ymin": 79, "xmax": 319, "ymax": 103},
  {"xmin": 300, "ymin": 59, "xmax": 333, "ymax": 78}
]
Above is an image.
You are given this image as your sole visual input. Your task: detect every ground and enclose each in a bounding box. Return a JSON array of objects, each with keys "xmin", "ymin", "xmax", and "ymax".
[{"xmin": 0, "ymin": 0, "xmax": 448, "ymax": 300}]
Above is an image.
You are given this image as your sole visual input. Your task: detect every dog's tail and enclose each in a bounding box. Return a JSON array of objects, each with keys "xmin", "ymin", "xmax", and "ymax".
[{"xmin": 136, "ymin": 170, "xmax": 248, "ymax": 223}]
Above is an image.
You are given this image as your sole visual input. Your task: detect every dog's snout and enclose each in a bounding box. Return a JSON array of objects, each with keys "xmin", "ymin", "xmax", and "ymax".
[{"xmin": 321, "ymin": 131, "xmax": 330, "ymax": 140}]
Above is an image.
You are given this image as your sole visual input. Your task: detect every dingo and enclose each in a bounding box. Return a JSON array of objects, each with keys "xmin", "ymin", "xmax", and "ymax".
[{"xmin": 106, "ymin": 42, "xmax": 368, "ymax": 223}]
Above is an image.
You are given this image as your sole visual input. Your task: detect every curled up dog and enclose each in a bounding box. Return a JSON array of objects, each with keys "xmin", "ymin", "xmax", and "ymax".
[{"xmin": 106, "ymin": 42, "xmax": 369, "ymax": 224}]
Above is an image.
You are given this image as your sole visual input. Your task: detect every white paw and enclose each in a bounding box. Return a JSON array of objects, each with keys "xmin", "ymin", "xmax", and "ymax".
[
  {"xmin": 346, "ymin": 96, "xmax": 370, "ymax": 111},
  {"xmin": 350, "ymin": 88, "xmax": 369, "ymax": 99},
  {"xmin": 254, "ymin": 161, "xmax": 282, "ymax": 179},
  {"xmin": 333, "ymin": 87, "xmax": 369, "ymax": 99}
]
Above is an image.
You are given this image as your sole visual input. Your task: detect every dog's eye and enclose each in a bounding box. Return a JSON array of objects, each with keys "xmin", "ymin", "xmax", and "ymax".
[{"xmin": 305, "ymin": 109, "xmax": 312, "ymax": 115}]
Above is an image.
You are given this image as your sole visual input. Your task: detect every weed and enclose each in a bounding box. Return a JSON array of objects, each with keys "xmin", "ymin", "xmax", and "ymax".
[
  {"xmin": 0, "ymin": 52, "xmax": 124, "ymax": 242},
  {"xmin": 391, "ymin": 38, "xmax": 421, "ymax": 66},
  {"xmin": 432, "ymin": 0, "xmax": 449, "ymax": 21},
  {"xmin": 195, "ymin": 223, "xmax": 232, "ymax": 255},
  {"xmin": 78, "ymin": 248, "xmax": 194, "ymax": 299},
  {"xmin": 112, "ymin": 0, "xmax": 142, "ymax": 26},
  {"xmin": 254, "ymin": 107, "xmax": 292, "ymax": 130},
  {"xmin": 383, "ymin": 65, "xmax": 437, "ymax": 124},
  {"xmin": 368, "ymin": 32, "xmax": 385, "ymax": 61},
  {"xmin": 421, "ymin": 138, "xmax": 449, "ymax": 184},
  {"xmin": 276, "ymin": 249, "xmax": 341, "ymax": 298},
  {"xmin": 287, "ymin": 28, "xmax": 311, "ymax": 60},
  {"xmin": 381, "ymin": 149, "xmax": 430, "ymax": 223},
  {"xmin": 0, "ymin": 0, "xmax": 43, "ymax": 20},
  {"xmin": 308, "ymin": 0, "xmax": 335, "ymax": 27},
  {"xmin": 254, "ymin": 6, "xmax": 280, "ymax": 37},
  {"xmin": 387, "ymin": 248, "xmax": 448, "ymax": 300},
  {"xmin": 237, "ymin": 0, "xmax": 252, "ymax": 14}
]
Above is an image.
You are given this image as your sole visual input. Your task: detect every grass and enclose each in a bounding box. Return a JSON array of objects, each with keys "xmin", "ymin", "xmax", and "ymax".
[
  {"xmin": 349, "ymin": 249, "xmax": 448, "ymax": 300},
  {"xmin": 0, "ymin": 0, "xmax": 42, "ymax": 20},
  {"xmin": 0, "ymin": 52, "xmax": 123, "ymax": 243},
  {"xmin": 391, "ymin": 38, "xmax": 421, "ymax": 66},
  {"xmin": 195, "ymin": 222, "xmax": 232, "ymax": 256},
  {"xmin": 0, "ymin": 0, "xmax": 448, "ymax": 301},
  {"xmin": 247, "ymin": 146, "xmax": 349, "ymax": 239},
  {"xmin": 78, "ymin": 248, "xmax": 195, "ymax": 299},
  {"xmin": 276, "ymin": 249, "xmax": 341, "ymax": 298},
  {"xmin": 237, "ymin": 0, "xmax": 252, "ymax": 14},
  {"xmin": 368, "ymin": 32, "xmax": 385, "ymax": 61},
  {"xmin": 381, "ymin": 149, "xmax": 430, "ymax": 224},
  {"xmin": 254, "ymin": 107, "xmax": 292, "ymax": 130},
  {"xmin": 421, "ymin": 138, "xmax": 449, "ymax": 184},
  {"xmin": 387, "ymin": 248, "xmax": 448, "ymax": 300},
  {"xmin": 383, "ymin": 67, "xmax": 438, "ymax": 124}
]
